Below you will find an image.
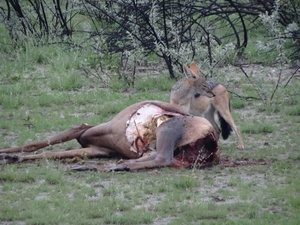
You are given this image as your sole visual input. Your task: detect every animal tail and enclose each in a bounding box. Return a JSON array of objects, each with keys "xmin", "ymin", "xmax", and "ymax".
[{"xmin": 218, "ymin": 112, "xmax": 232, "ymax": 140}]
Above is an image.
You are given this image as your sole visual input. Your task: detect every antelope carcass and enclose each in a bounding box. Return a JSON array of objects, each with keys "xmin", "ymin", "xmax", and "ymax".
[{"xmin": 0, "ymin": 101, "xmax": 219, "ymax": 171}]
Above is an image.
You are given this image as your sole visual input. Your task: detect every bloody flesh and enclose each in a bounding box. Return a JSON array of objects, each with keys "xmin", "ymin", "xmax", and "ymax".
[{"xmin": 173, "ymin": 133, "xmax": 219, "ymax": 168}]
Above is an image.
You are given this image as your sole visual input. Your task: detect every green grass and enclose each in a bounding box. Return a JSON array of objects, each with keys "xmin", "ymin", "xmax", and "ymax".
[
  {"xmin": 49, "ymin": 71, "xmax": 83, "ymax": 91},
  {"xmin": 241, "ymin": 123, "xmax": 274, "ymax": 134},
  {"xmin": 172, "ymin": 175, "xmax": 199, "ymax": 189},
  {"xmin": 0, "ymin": 27, "xmax": 300, "ymax": 225},
  {"xmin": 256, "ymin": 104, "xmax": 281, "ymax": 113},
  {"xmin": 285, "ymin": 105, "xmax": 300, "ymax": 116},
  {"xmin": 231, "ymin": 97, "xmax": 246, "ymax": 109}
]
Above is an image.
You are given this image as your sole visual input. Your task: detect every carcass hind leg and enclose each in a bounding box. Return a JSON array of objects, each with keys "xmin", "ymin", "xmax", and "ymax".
[
  {"xmin": 20, "ymin": 146, "xmax": 115, "ymax": 161},
  {"xmin": 0, "ymin": 123, "xmax": 93, "ymax": 154},
  {"xmin": 1, "ymin": 146, "xmax": 115, "ymax": 164}
]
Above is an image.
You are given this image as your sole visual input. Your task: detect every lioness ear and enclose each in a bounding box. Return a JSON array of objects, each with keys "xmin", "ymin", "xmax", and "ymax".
[
  {"xmin": 189, "ymin": 62, "xmax": 202, "ymax": 78},
  {"xmin": 183, "ymin": 64, "xmax": 197, "ymax": 78}
]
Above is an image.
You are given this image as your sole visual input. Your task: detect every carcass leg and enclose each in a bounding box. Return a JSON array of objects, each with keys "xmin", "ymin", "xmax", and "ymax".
[
  {"xmin": 0, "ymin": 146, "xmax": 115, "ymax": 164},
  {"xmin": 0, "ymin": 123, "xmax": 93, "ymax": 154}
]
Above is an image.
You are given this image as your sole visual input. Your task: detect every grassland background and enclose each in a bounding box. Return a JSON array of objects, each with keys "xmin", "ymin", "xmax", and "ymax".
[{"xmin": 0, "ymin": 11, "xmax": 300, "ymax": 225}]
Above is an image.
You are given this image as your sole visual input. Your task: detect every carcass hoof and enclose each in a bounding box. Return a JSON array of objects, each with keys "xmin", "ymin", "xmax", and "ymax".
[
  {"xmin": 107, "ymin": 164, "xmax": 130, "ymax": 172},
  {"xmin": 70, "ymin": 165, "xmax": 97, "ymax": 172},
  {"xmin": 0, "ymin": 153, "xmax": 19, "ymax": 164}
]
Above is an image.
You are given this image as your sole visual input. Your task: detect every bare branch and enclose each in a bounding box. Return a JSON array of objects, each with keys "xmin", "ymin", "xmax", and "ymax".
[
  {"xmin": 239, "ymin": 66, "xmax": 266, "ymax": 103},
  {"xmin": 284, "ymin": 66, "xmax": 300, "ymax": 88}
]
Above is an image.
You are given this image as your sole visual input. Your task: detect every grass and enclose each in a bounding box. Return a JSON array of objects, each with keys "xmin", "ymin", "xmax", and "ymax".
[
  {"xmin": 241, "ymin": 123, "xmax": 274, "ymax": 134},
  {"xmin": 231, "ymin": 98, "xmax": 246, "ymax": 109},
  {"xmin": 0, "ymin": 30, "xmax": 300, "ymax": 225},
  {"xmin": 285, "ymin": 105, "xmax": 300, "ymax": 116}
]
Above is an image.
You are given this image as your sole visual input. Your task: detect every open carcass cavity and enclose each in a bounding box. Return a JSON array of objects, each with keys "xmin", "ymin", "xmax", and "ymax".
[
  {"xmin": 125, "ymin": 103, "xmax": 219, "ymax": 168},
  {"xmin": 126, "ymin": 103, "xmax": 179, "ymax": 156}
]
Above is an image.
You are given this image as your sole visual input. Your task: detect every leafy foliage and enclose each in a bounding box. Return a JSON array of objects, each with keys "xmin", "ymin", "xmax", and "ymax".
[{"xmin": 1, "ymin": 0, "xmax": 299, "ymax": 82}]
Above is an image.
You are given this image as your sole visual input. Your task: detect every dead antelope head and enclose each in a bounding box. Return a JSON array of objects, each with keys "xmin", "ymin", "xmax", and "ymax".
[{"xmin": 183, "ymin": 63, "xmax": 215, "ymax": 98}]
